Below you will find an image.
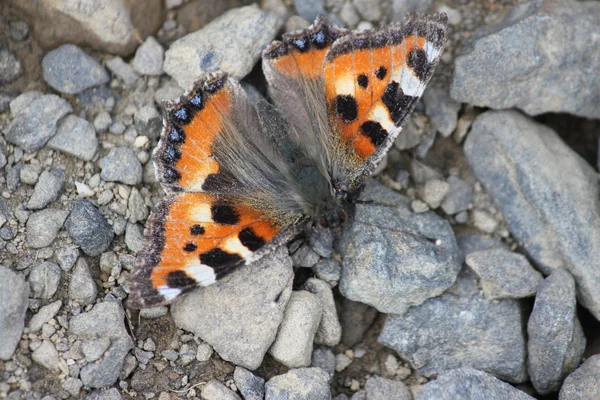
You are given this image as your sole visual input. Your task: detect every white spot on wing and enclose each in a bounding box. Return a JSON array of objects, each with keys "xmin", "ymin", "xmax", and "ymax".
[
  {"xmin": 390, "ymin": 67, "xmax": 423, "ymax": 97},
  {"xmin": 367, "ymin": 103, "xmax": 396, "ymax": 133},
  {"xmin": 158, "ymin": 286, "xmax": 182, "ymax": 300},
  {"xmin": 185, "ymin": 263, "xmax": 217, "ymax": 286},
  {"xmin": 222, "ymin": 235, "xmax": 252, "ymax": 259},
  {"xmin": 423, "ymin": 41, "xmax": 441, "ymax": 63},
  {"xmin": 191, "ymin": 203, "xmax": 212, "ymax": 222},
  {"xmin": 335, "ymin": 73, "xmax": 356, "ymax": 96}
]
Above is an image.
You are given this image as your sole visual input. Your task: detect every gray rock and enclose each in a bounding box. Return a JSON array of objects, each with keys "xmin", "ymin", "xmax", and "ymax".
[
  {"xmin": 0, "ymin": 93, "xmax": 11, "ymax": 113},
  {"xmin": 293, "ymin": 0, "xmax": 326, "ymax": 22},
  {"xmin": 339, "ymin": 297, "xmax": 378, "ymax": 346},
  {"xmin": 26, "ymin": 209, "xmax": 69, "ymax": 249},
  {"xmin": 420, "ymin": 368, "xmax": 535, "ymax": 400},
  {"xmin": 464, "ymin": 110, "xmax": 600, "ymax": 320},
  {"xmin": 105, "ymin": 57, "xmax": 140, "ymax": 88},
  {"xmin": 0, "ymin": 266, "xmax": 29, "ymax": 360},
  {"xmin": 314, "ymin": 258, "xmax": 341, "ymax": 286},
  {"xmin": 4, "ymin": 94, "xmax": 72, "ymax": 152},
  {"xmin": 265, "ymin": 368, "xmax": 331, "ymax": 400},
  {"xmin": 303, "ymin": 278, "xmax": 341, "ymax": 346},
  {"xmin": 234, "ymin": 367, "xmax": 265, "ymax": 400},
  {"xmin": 392, "ymin": 0, "xmax": 433, "ymax": 21},
  {"xmin": 309, "ymin": 226, "xmax": 334, "ymax": 258},
  {"xmin": 353, "ymin": 0, "xmax": 382, "ymax": 22},
  {"xmin": 69, "ymin": 258, "xmax": 98, "ymax": 305},
  {"xmin": 48, "ymin": 115, "xmax": 98, "ymax": 161},
  {"xmin": 69, "ymin": 301, "xmax": 134, "ymax": 388},
  {"xmin": 292, "ymin": 244, "xmax": 320, "ymax": 267},
  {"xmin": 423, "ymin": 81, "xmax": 461, "ymax": 137},
  {"xmin": 364, "ymin": 376, "xmax": 411, "ymax": 400},
  {"xmin": 134, "ymin": 104, "xmax": 162, "ymax": 140},
  {"xmin": 0, "ymin": 144, "xmax": 6, "ymax": 170},
  {"xmin": 312, "ymin": 347, "xmax": 335, "ymax": 381},
  {"xmin": 451, "ymin": 1, "xmax": 600, "ymax": 119},
  {"xmin": 420, "ymin": 179, "xmax": 450, "ymax": 209},
  {"xmin": 62, "ymin": 377, "xmax": 83, "ymax": 397},
  {"xmin": 164, "ymin": 4, "xmax": 282, "ymax": 88},
  {"xmin": 42, "ymin": 44, "xmax": 109, "ymax": 94},
  {"xmin": 85, "ymin": 388, "xmax": 123, "ymax": 400},
  {"xmin": 132, "ymin": 36, "xmax": 164, "ymax": 76},
  {"xmin": 196, "ymin": 342, "xmax": 213, "ymax": 362},
  {"xmin": 441, "ymin": 176, "xmax": 473, "ymax": 215},
  {"xmin": 528, "ymin": 269, "xmax": 585, "ymax": 394},
  {"xmin": 93, "ymin": 111, "xmax": 112, "ymax": 132},
  {"xmin": 201, "ymin": 379, "xmax": 241, "ymax": 400},
  {"xmin": 124, "ymin": 223, "xmax": 145, "ymax": 253},
  {"xmin": 171, "ymin": 247, "xmax": 294, "ymax": 370},
  {"xmin": 0, "ymin": 49, "xmax": 22, "ymax": 84},
  {"xmin": 456, "ymin": 234, "xmax": 508, "ymax": 264},
  {"xmin": 29, "ymin": 300, "xmax": 62, "ymax": 333},
  {"xmin": 100, "ymin": 147, "xmax": 142, "ymax": 185},
  {"xmin": 56, "ymin": 246, "xmax": 79, "ymax": 271},
  {"xmin": 128, "ymin": 188, "xmax": 148, "ymax": 223},
  {"xmin": 65, "ymin": 200, "xmax": 114, "ymax": 256},
  {"xmin": 339, "ymin": 1, "xmax": 360, "ymax": 27},
  {"xmin": 27, "ymin": 168, "xmax": 66, "ymax": 210},
  {"xmin": 82, "ymin": 337, "xmax": 111, "ymax": 362},
  {"xmin": 378, "ymin": 267, "xmax": 527, "ymax": 383},
  {"xmin": 29, "ymin": 261, "xmax": 61, "ymax": 299},
  {"xmin": 20, "ymin": 164, "xmax": 42, "ymax": 185},
  {"xmin": 269, "ymin": 290, "xmax": 322, "ymax": 368},
  {"xmin": 339, "ymin": 180, "xmax": 460, "ymax": 315},
  {"xmin": 465, "ymin": 248, "xmax": 543, "ymax": 300},
  {"xmin": 9, "ymin": 91, "xmax": 43, "ymax": 116},
  {"xmin": 32, "ymin": 340, "xmax": 63, "ymax": 373},
  {"xmin": 559, "ymin": 354, "xmax": 600, "ymax": 400}
]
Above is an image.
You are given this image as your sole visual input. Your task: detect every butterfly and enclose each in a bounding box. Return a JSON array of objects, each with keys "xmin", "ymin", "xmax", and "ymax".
[{"xmin": 128, "ymin": 13, "xmax": 448, "ymax": 308}]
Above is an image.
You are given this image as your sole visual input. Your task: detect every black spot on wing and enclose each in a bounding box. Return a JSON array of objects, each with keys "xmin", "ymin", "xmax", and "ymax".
[
  {"xmin": 161, "ymin": 143, "xmax": 181, "ymax": 165},
  {"xmin": 239, "ymin": 228, "xmax": 266, "ymax": 252},
  {"xmin": 291, "ymin": 36, "xmax": 310, "ymax": 52},
  {"xmin": 211, "ymin": 203, "xmax": 240, "ymax": 225},
  {"xmin": 188, "ymin": 92, "xmax": 204, "ymax": 111},
  {"xmin": 190, "ymin": 225, "xmax": 205, "ymax": 235},
  {"xmin": 407, "ymin": 48, "xmax": 429, "ymax": 81},
  {"xmin": 357, "ymin": 74, "xmax": 369, "ymax": 89},
  {"xmin": 183, "ymin": 243, "xmax": 197, "ymax": 252},
  {"xmin": 170, "ymin": 105, "xmax": 192, "ymax": 125},
  {"xmin": 201, "ymin": 170, "xmax": 238, "ymax": 193},
  {"xmin": 163, "ymin": 167, "xmax": 181, "ymax": 184},
  {"xmin": 382, "ymin": 81, "xmax": 416, "ymax": 125},
  {"xmin": 166, "ymin": 270, "xmax": 196, "ymax": 289},
  {"xmin": 361, "ymin": 121, "xmax": 388, "ymax": 147},
  {"xmin": 168, "ymin": 125, "xmax": 185, "ymax": 144},
  {"xmin": 335, "ymin": 95, "xmax": 358, "ymax": 123},
  {"xmin": 200, "ymin": 248, "xmax": 243, "ymax": 268},
  {"xmin": 375, "ymin": 66, "xmax": 387, "ymax": 80}
]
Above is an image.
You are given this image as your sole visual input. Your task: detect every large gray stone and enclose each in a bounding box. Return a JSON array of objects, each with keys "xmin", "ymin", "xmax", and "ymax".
[
  {"xmin": 164, "ymin": 4, "xmax": 282, "ymax": 88},
  {"xmin": 451, "ymin": 0, "xmax": 600, "ymax": 119},
  {"xmin": 420, "ymin": 368, "xmax": 535, "ymax": 400},
  {"xmin": 48, "ymin": 114, "xmax": 98, "ymax": 161},
  {"xmin": 69, "ymin": 301, "xmax": 133, "ymax": 388},
  {"xmin": 69, "ymin": 258, "xmax": 98, "ymax": 305},
  {"xmin": 234, "ymin": 367, "xmax": 265, "ymax": 400},
  {"xmin": 27, "ymin": 168, "xmax": 66, "ymax": 210},
  {"xmin": 99, "ymin": 147, "xmax": 142, "ymax": 185},
  {"xmin": 528, "ymin": 269, "xmax": 585, "ymax": 395},
  {"xmin": 464, "ymin": 110, "xmax": 600, "ymax": 320},
  {"xmin": 26, "ymin": 209, "xmax": 69, "ymax": 249},
  {"xmin": 42, "ymin": 44, "xmax": 109, "ymax": 94},
  {"xmin": 3, "ymin": 94, "xmax": 72, "ymax": 152},
  {"xmin": 559, "ymin": 355, "xmax": 600, "ymax": 400},
  {"xmin": 65, "ymin": 200, "xmax": 114, "ymax": 256},
  {"xmin": 171, "ymin": 247, "xmax": 294, "ymax": 370},
  {"xmin": 339, "ymin": 180, "xmax": 461, "ymax": 315},
  {"xmin": 265, "ymin": 368, "xmax": 331, "ymax": 400},
  {"xmin": 29, "ymin": 261, "xmax": 61, "ymax": 299},
  {"xmin": 378, "ymin": 267, "xmax": 527, "ymax": 383},
  {"xmin": 0, "ymin": 267, "xmax": 29, "ymax": 360}
]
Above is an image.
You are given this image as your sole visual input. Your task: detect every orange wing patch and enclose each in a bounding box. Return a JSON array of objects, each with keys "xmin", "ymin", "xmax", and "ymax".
[
  {"xmin": 130, "ymin": 192, "xmax": 282, "ymax": 308},
  {"xmin": 155, "ymin": 72, "xmax": 232, "ymax": 193}
]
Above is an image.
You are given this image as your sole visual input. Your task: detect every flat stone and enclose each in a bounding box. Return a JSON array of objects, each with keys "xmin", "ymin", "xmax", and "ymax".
[
  {"xmin": 423, "ymin": 81, "xmax": 461, "ymax": 137},
  {"xmin": 29, "ymin": 300, "xmax": 62, "ymax": 333},
  {"xmin": 132, "ymin": 36, "xmax": 164, "ymax": 76},
  {"xmin": 42, "ymin": 44, "xmax": 109, "ymax": 94},
  {"xmin": 9, "ymin": 91, "xmax": 42, "ymax": 116},
  {"xmin": 364, "ymin": 376, "xmax": 411, "ymax": 400},
  {"xmin": 171, "ymin": 247, "xmax": 294, "ymax": 370},
  {"xmin": 559, "ymin": 355, "xmax": 600, "ymax": 400},
  {"xmin": 339, "ymin": 180, "xmax": 460, "ymax": 315},
  {"xmin": 234, "ymin": 367, "xmax": 265, "ymax": 400},
  {"xmin": 464, "ymin": 110, "xmax": 600, "ymax": 320},
  {"xmin": 201, "ymin": 379, "xmax": 241, "ymax": 400},
  {"xmin": 26, "ymin": 209, "xmax": 69, "ymax": 249},
  {"xmin": 48, "ymin": 115, "xmax": 98, "ymax": 161},
  {"xmin": 105, "ymin": 57, "xmax": 140, "ymax": 88},
  {"xmin": 27, "ymin": 168, "xmax": 66, "ymax": 210},
  {"xmin": 303, "ymin": 278, "xmax": 341, "ymax": 346},
  {"xmin": 451, "ymin": 0, "xmax": 600, "ymax": 119},
  {"xmin": 269, "ymin": 290, "xmax": 323, "ymax": 368},
  {"xmin": 100, "ymin": 147, "xmax": 142, "ymax": 185},
  {"xmin": 528, "ymin": 269, "xmax": 586, "ymax": 394},
  {"xmin": 69, "ymin": 301, "xmax": 133, "ymax": 388},
  {"xmin": 164, "ymin": 4, "xmax": 282, "ymax": 88},
  {"xmin": 420, "ymin": 368, "xmax": 535, "ymax": 400},
  {"xmin": 465, "ymin": 248, "xmax": 543, "ymax": 300},
  {"xmin": 0, "ymin": 266, "xmax": 29, "ymax": 360},
  {"xmin": 29, "ymin": 261, "xmax": 61, "ymax": 299},
  {"xmin": 265, "ymin": 368, "xmax": 331, "ymax": 400},
  {"xmin": 378, "ymin": 267, "xmax": 527, "ymax": 383},
  {"xmin": 65, "ymin": 200, "xmax": 114, "ymax": 256},
  {"xmin": 4, "ymin": 94, "xmax": 72, "ymax": 152},
  {"xmin": 69, "ymin": 258, "xmax": 98, "ymax": 305}
]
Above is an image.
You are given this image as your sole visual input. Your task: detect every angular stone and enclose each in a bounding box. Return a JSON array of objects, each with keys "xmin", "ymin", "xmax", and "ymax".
[
  {"xmin": 26, "ymin": 209, "xmax": 69, "ymax": 249},
  {"xmin": 451, "ymin": 0, "xmax": 600, "ymax": 118},
  {"xmin": 559, "ymin": 355, "xmax": 600, "ymax": 400},
  {"xmin": 29, "ymin": 261, "xmax": 61, "ymax": 299},
  {"xmin": 303, "ymin": 278, "xmax": 341, "ymax": 346},
  {"xmin": 27, "ymin": 169, "xmax": 66, "ymax": 210},
  {"xmin": 201, "ymin": 379, "xmax": 241, "ymax": 400},
  {"xmin": 171, "ymin": 247, "xmax": 294, "ymax": 370},
  {"xmin": 364, "ymin": 376, "xmax": 411, "ymax": 400},
  {"xmin": 65, "ymin": 200, "xmax": 114, "ymax": 256},
  {"xmin": 69, "ymin": 258, "xmax": 98, "ymax": 305},
  {"xmin": 464, "ymin": 110, "xmax": 600, "ymax": 320},
  {"xmin": 29, "ymin": 300, "xmax": 62, "ymax": 333},
  {"xmin": 132, "ymin": 36, "xmax": 164, "ymax": 76},
  {"xmin": 0, "ymin": 267, "xmax": 29, "ymax": 360},
  {"xmin": 105, "ymin": 56, "xmax": 140, "ymax": 87},
  {"xmin": 423, "ymin": 81, "xmax": 461, "ymax": 137},
  {"xmin": 32, "ymin": 340, "xmax": 64, "ymax": 373},
  {"xmin": 265, "ymin": 368, "xmax": 331, "ymax": 400},
  {"xmin": 100, "ymin": 147, "xmax": 142, "ymax": 185},
  {"xmin": 48, "ymin": 115, "xmax": 98, "ymax": 161},
  {"xmin": 234, "ymin": 367, "xmax": 265, "ymax": 400}
]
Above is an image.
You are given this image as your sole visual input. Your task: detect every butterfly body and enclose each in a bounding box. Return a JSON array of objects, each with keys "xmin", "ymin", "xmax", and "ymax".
[{"xmin": 129, "ymin": 13, "xmax": 448, "ymax": 308}]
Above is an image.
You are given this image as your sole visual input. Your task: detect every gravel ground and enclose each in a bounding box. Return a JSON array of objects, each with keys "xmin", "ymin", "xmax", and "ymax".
[{"xmin": 1, "ymin": 0, "xmax": 599, "ymax": 399}]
